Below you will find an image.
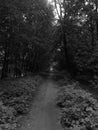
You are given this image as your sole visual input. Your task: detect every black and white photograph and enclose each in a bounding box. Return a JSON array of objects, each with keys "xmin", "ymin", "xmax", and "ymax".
[{"xmin": 0, "ymin": 0, "xmax": 98, "ymax": 130}]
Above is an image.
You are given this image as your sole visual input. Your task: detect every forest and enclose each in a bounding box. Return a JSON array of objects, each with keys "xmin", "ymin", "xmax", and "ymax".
[{"xmin": 0, "ymin": 0, "xmax": 98, "ymax": 130}]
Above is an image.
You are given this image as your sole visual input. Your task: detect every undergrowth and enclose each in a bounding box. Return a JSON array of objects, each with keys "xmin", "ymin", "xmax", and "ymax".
[
  {"xmin": 57, "ymin": 82, "xmax": 98, "ymax": 130},
  {"xmin": 0, "ymin": 75, "xmax": 42, "ymax": 130}
]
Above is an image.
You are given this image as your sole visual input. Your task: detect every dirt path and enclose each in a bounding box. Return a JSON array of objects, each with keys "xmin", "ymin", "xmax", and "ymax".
[{"xmin": 18, "ymin": 80, "xmax": 61, "ymax": 130}]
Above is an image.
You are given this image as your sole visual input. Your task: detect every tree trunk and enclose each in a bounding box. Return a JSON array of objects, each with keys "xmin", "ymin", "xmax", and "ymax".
[
  {"xmin": 14, "ymin": 55, "xmax": 21, "ymax": 77},
  {"xmin": 89, "ymin": 18, "xmax": 95, "ymax": 51},
  {"xmin": 62, "ymin": 27, "xmax": 70, "ymax": 68},
  {"xmin": 96, "ymin": 20, "xmax": 98, "ymax": 40},
  {"xmin": 95, "ymin": 0, "xmax": 98, "ymax": 40},
  {"xmin": 1, "ymin": 49, "xmax": 8, "ymax": 79},
  {"xmin": 90, "ymin": 24, "xmax": 95, "ymax": 49}
]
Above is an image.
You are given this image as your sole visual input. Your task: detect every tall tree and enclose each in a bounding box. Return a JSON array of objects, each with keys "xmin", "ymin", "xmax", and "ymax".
[
  {"xmin": 52, "ymin": 0, "xmax": 98, "ymax": 73},
  {"xmin": 0, "ymin": 0, "xmax": 53, "ymax": 78}
]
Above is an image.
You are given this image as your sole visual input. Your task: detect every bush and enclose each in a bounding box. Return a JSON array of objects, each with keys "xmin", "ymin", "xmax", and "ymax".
[
  {"xmin": 0, "ymin": 76, "xmax": 42, "ymax": 130},
  {"xmin": 0, "ymin": 101, "xmax": 17, "ymax": 130},
  {"xmin": 57, "ymin": 82, "xmax": 98, "ymax": 130}
]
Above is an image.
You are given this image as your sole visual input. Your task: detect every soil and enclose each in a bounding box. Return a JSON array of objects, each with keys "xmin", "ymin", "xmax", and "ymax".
[{"xmin": 17, "ymin": 80, "xmax": 61, "ymax": 130}]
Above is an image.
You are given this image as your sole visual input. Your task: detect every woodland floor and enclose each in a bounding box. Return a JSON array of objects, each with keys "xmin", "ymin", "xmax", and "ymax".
[
  {"xmin": 17, "ymin": 79, "xmax": 62, "ymax": 130},
  {"xmin": 0, "ymin": 73, "xmax": 98, "ymax": 130}
]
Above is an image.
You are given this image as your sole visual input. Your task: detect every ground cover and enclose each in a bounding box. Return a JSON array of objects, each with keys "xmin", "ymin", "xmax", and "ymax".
[
  {"xmin": 0, "ymin": 75, "xmax": 42, "ymax": 130},
  {"xmin": 57, "ymin": 82, "xmax": 98, "ymax": 130}
]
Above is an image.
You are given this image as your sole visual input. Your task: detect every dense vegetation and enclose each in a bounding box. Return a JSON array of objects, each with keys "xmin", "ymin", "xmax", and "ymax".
[
  {"xmin": 0, "ymin": 0, "xmax": 98, "ymax": 80},
  {"xmin": 0, "ymin": 75, "xmax": 42, "ymax": 129},
  {"xmin": 0, "ymin": 0, "xmax": 53, "ymax": 78},
  {"xmin": 52, "ymin": 0, "xmax": 98, "ymax": 79},
  {"xmin": 57, "ymin": 81, "xmax": 98, "ymax": 130},
  {"xmin": 0, "ymin": 0, "xmax": 98, "ymax": 130}
]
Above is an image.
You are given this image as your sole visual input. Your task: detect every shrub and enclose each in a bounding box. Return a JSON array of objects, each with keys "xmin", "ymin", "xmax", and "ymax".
[
  {"xmin": 0, "ymin": 76, "xmax": 42, "ymax": 129},
  {"xmin": 57, "ymin": 82, "xmax": 98, "ymax": 130}
]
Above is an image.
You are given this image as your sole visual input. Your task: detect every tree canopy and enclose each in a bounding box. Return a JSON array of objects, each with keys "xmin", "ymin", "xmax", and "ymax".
[{"xmin": 0, "ymin": 0, "xmax": 54, "ymax": 78}]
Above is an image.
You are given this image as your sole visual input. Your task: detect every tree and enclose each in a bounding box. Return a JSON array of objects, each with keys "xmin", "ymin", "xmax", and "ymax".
[
  {"xmin": 51, "ymin": 0, "xmax": 98, "ymax": 76},
  {"xmin": 0, "ymin": 0, "xmax": 54, "ymax": 78}
]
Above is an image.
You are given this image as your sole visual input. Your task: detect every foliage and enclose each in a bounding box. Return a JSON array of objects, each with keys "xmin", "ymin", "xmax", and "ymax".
[
  {"xmin": 0, "ymin": 0, "xmax": 54, "ymax": 78},
  {"xmin": 57, "ymin": 82, "xmax": 98, "ymax": 130},
  {"xmin": 0, "ymin": 76, "xmax": 42, "ymax": 129},
  {"xmin": 52, "ymin": 0, "xmax": 98, "ymax": 77}
]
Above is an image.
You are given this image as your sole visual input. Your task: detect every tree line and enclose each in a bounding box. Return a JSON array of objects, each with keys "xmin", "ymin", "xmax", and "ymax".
[
  {"xmin": 0, "ymin": 0, "xmax": 98, "ymax": 80},
  {"xmin": 0, "ymin": 0, "xmax": 54, "ymax": 78},
  {"xmin": 52, "ymin": 0, "xmax": 98, "ymax": 80}
]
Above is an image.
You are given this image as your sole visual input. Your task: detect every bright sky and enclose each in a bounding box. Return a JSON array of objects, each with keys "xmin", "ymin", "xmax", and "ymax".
[
  {"xmin": 47, "ymin": 0, "xmax": 60, "ymax": 19},
  {"xmin": 47, "ymin": 0, "xmax": 52, "ymax": 3}
]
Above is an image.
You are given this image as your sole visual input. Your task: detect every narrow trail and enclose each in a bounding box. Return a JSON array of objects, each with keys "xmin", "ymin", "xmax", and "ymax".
[{"xmin": 18, "ymin": 80, "xmax": 61, "ymax": 130}]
